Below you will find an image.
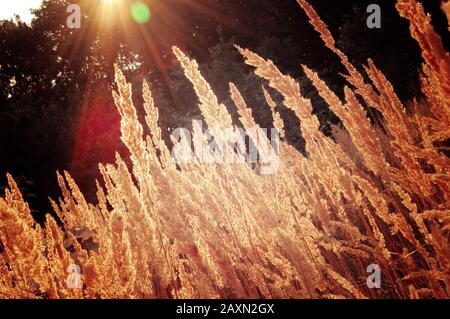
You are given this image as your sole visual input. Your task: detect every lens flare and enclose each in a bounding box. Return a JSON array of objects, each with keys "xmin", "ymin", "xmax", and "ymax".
[{"xmin": 131, "ymin": 2, "xmax": 151, "ymax": 24}]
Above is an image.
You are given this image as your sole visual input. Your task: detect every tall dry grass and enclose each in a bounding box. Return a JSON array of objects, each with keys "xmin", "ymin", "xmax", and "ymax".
[{"xmin": 0, "ymin": 0, "xmax": 449, "ymax": 298}]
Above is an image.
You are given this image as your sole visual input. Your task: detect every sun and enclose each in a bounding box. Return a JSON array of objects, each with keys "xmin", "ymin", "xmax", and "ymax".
[
  {"xmin": 99, "ymin": 0, "xmax": 121, "ymax": 12},
  {"xmin": 101, "ymin": 0, "xmax": 120, "ymax": 8}
]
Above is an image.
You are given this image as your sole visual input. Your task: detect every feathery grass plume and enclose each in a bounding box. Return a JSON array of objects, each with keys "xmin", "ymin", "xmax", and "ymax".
[
  {"xmin": 363, "ymin": 60, "xmax": 434, "ymax": 195},
  {"xmin": 237, "ymin": 45, "xmax": 361, "ymax": 217},
  {"xmin": 0, "ymin": 175, "xmax": 57, "ymax": 298},
  {"xmin": 237, "ymin": 44, "xmax": 379, "ymax": 295},
  {"xmin": 297, "ymin": 0, "xmax": 434, "ymax": 199},
  {"xmin": 263, "ymin": 87, "xmax": 285, "ymax": 139},
  {"xmin": 296, "ymin": 0, "xmax": 448, "ymax": 283},
  {"xmin": 230, "ymin": 83, "xmax": 258, "ymax": 131},
  {"xmin": 327, "ymin": 269, "xmax": 367, "ymax": 299},
  {"xmin": 229, "ymin": 82, "xmax": 275, "ymax": 167},
  {"xmin": 172, "ymin": 46, "xmax": 233, "ymax": 132},
  {"xmin": 235, "ymin": 45, "xmax": 321, "ymax": 142},
  {"xmin": 296, "ymin": 0, "xmax": 415, "ymax": 154},
  {"xmin": 113, "ymin": 64, "xmax": 157, "ymax": 192},
  {"xmin": 296, "ymin": 0, "xmax": 379, "ymax": 107},
  {"xmin": 192, "ymin": 119, "xmax": 215, "ymax": 164},
  {"xmin": 302, "ymin": 65, "xmax": 388, "ymax": 177},
  {"xmin": 444, "ymin": 1, "xmax": 450, "ymax": 30},
  {"xmin": 44, "ymin": 215, "xmax": 78, "ymax": 298},
  {"xmin": 142, "ymin": 80, "xmax": 174, "ymax": 170},
  {"xmin": 397, "ymin": 0, "xmax": 450, "ymax": 113}
]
